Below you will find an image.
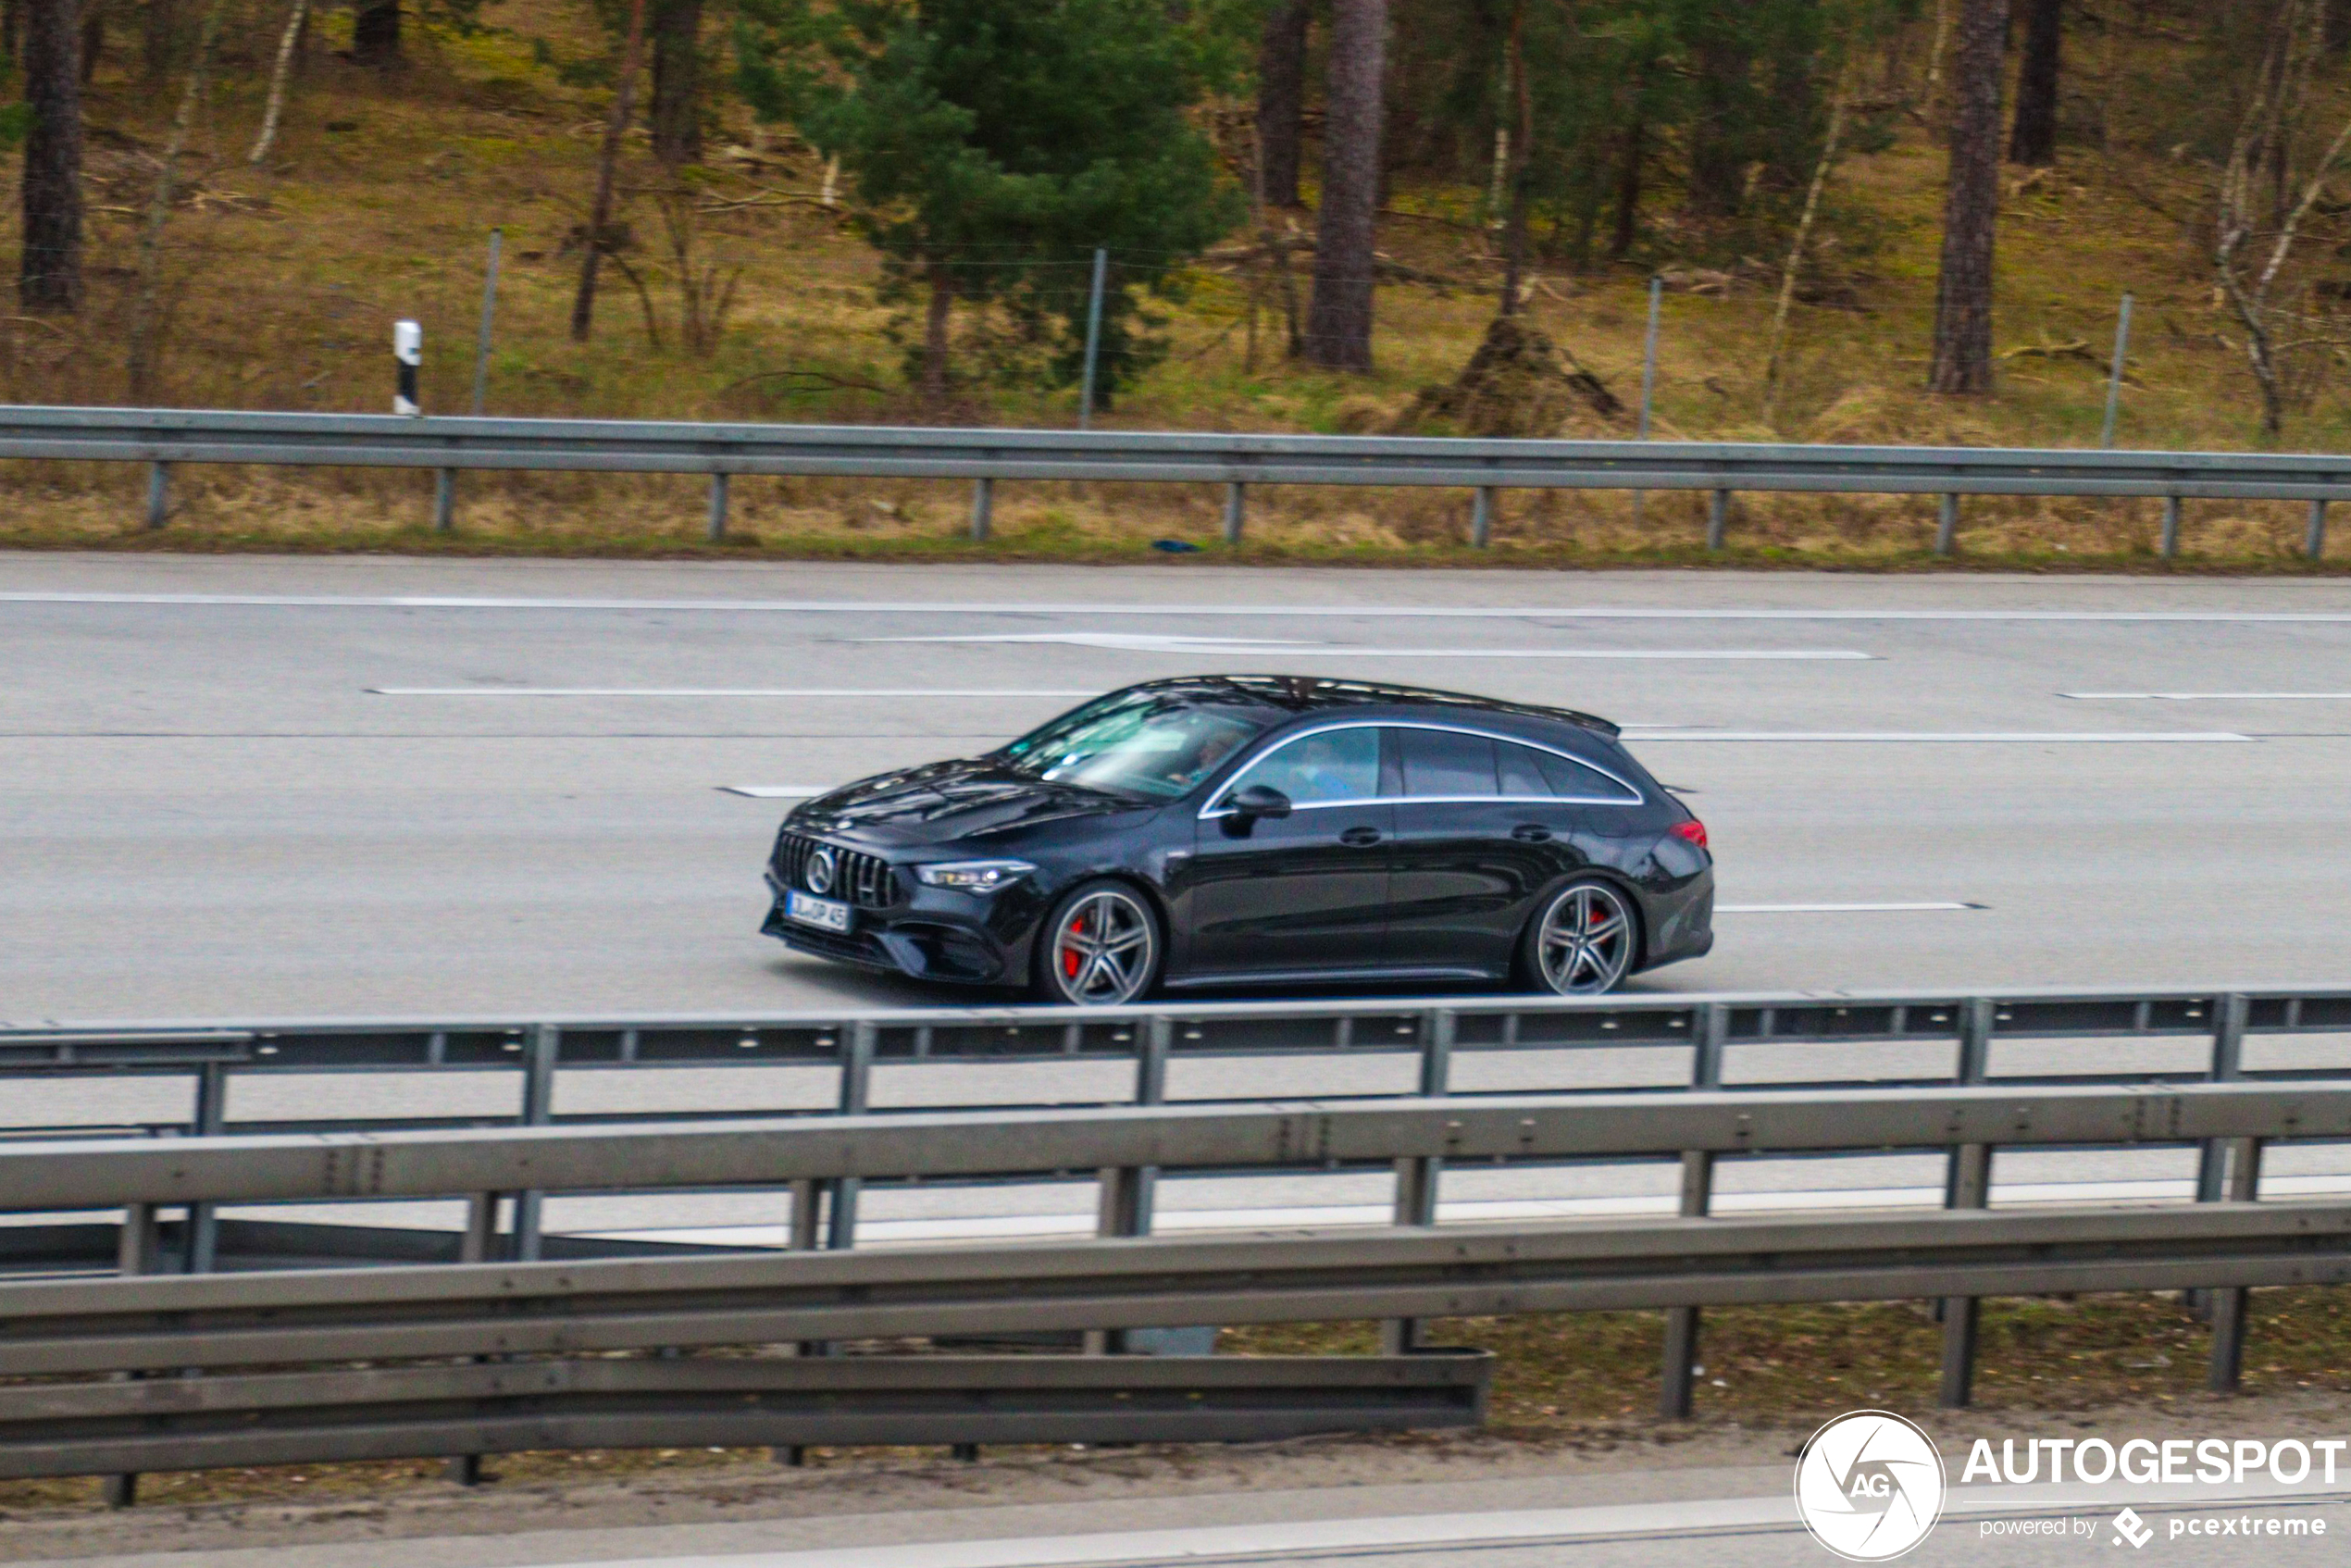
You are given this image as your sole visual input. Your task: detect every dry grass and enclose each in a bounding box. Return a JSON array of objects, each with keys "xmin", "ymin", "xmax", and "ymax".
[{"xmin": 7, "ymin": 9, "xmax": 2351, "ymax": 568}]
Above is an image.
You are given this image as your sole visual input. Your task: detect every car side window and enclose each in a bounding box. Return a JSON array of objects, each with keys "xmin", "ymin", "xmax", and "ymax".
[
  {"xmin": 1498, "ymin": 739, "xmax": 1641, "ymax": 803},
  {"xmin": 1226, "ymin": 727, "xmax": 1381, "ymax": 806},
  {"xmin": 1396, "ymin": 728, "xmax": 1498, "ymax": 798}
]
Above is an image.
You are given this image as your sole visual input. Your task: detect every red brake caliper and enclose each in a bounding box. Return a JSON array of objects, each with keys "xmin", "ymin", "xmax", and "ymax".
[{"xmin": 1062, "ymin": 910, "xmax": 1085, "ymax": 978}]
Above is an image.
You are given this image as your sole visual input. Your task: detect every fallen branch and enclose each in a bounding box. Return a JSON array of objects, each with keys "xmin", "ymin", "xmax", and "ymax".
[{"xmin": 723, "ymin": 367, "xmax": 893, "ymax": 395}]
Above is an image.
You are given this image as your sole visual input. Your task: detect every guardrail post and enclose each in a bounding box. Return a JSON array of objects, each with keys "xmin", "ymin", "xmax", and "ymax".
[
  {"xmin": 1934, "ymin": 493, "xmax": 1959, "ymax": 556},
  {"xmin": 1224, "ymin": 482, "xmax": 1246, "ymax": 545},
  {"xmin": 1471, "ymin": 487, "xmax": 1495, "ymax": 548},
  {"xmin": 103, "ymin": 1201, "xmax": 161, "ymax": 1507},
  {"xmin": 445, "ymin": 1191, "xmax": 503, "ymax": 1485},
  {"xmin": 1381, "ymin": 1008, "xmax": 1454, "ymax": 1356},
  {"xmin": 707, "ymin": 473, "xmax": 729, "ymax": 542},
  {"xmin": 144, "ymin": 463, "xmax": 170, "ymax": 530},
  {"xmin": 511, "ymin": 1025, "xmax": 558, "ymax": 1262},
  {"xmin": 1085, "ymin": 1017, "xmax": 1171, "ymax": 1357},
  {"xmin": 1937, "ymin": 997, "xmax": 1995, "ymax": 1408},
  {"xmin": 184, "ymin": 1062, "xmax": 227, "ymax": 1274},
  {"xmin": 970, "ymin": 478, "xmax": 993, "ymax": 541},
  {"xmin": 2189, "ymin": 994, "xmax": 2248, "ymax": 1317},
  {"xmin": 2308, "ymin": 500, "xmax": 2330, "ymax": 561},
  {"xmin": 1660, "ymin": 1002, "xmax": 1727, "ymax": 1419},
  {"xmin": 2207, "ymin": 1134, "xmax": 2266, "ymax": 1393},
  {"xmin": 2160, "ymin": 495, "xmax": 2183, "ymax": 559},
  {"xmin": 827, "ymin": 1021, "xmax": 875, "ymax": 1252},
  {"xmin": 433, "ymin": 469, "xmax": 456, "ymax": 532},
  {"xmin": 1706, "ymin": 490, "xmax": 1730, "ymax": 552}
]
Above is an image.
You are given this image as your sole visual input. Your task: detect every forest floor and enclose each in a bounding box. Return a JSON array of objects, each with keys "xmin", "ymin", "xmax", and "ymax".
[{"xmin": 7, "ymin": 4, "xmax": 2348, "ymax": 570}]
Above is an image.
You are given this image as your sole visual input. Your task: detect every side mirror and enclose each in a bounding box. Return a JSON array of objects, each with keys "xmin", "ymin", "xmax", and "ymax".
[{"xmin": 1229, "ymin": 784, "xmax": 1293, "ymax": 820}]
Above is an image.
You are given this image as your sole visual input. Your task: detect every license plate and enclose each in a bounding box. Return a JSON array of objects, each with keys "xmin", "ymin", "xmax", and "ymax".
[{"xmin": 786, "ymin": 890, "xmax": 852, "ymax": 933}]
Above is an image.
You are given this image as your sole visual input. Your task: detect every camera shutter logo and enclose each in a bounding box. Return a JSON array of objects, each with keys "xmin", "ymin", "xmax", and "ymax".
[
  {"xmin": 1793, "ymin": 1410, "xmax": 1947, "ymax": 1562},
  {"xmin": 807, "ymin": 847, "xmax": 838, "ymax": 896}
]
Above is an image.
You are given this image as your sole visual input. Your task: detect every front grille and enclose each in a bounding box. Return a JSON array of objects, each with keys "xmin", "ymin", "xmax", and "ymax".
[{"xmin": 773, "ymin": 832, "xmax": 900, "ymax": 909}]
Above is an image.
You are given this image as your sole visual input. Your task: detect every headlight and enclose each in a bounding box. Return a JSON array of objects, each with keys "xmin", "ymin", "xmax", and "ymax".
[{"xmin": 914, "ymin": 859, "xmax": 1038, "ymax": 892}]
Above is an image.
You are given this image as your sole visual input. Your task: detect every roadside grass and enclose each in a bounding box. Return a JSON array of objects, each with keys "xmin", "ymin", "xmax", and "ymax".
[
  {"xmin": 5, "ymin": 1288, "xmax": 2347, "ymax": 1516},
  {"xmin": 10, "ymin": 14, "xmax": 2351, "ymax": 569}
]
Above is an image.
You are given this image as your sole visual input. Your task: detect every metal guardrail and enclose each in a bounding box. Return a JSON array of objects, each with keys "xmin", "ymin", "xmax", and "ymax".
[
  {"xmin": 0, "ymin": 1351, "xmax": 1491, "ymax": 1482},
  {"xmin": 3, "ymin": 1078, "xmax": 2340, "ymax": 1448},
  {"xmin": 11, "ymin": 405, "xmax": 2350, "ymax": 554}
]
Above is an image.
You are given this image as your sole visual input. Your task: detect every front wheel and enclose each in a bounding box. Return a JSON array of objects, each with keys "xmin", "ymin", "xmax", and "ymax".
[
  {"xmin": 1032, "ymin": 880, "xmax": 1163, "ymax": 1005},
  {"xmin": 1522, "ymin": 878, "xmax": 1638, "ymax": 996}
]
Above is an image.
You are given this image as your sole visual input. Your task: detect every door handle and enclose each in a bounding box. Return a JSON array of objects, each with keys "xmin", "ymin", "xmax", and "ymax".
[
  {"xmin": 1511, "ymin": 824, "xmax": 1553, "ymax": 842},
  {"xmin": 1338, "ymin": 825, "xmax": 1384, "ymax": 847}
]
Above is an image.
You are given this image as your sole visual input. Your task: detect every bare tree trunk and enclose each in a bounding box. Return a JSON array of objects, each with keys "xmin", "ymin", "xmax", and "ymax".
[
  {"xmin": 1302, "ymin": 0, "xmax": 1386, "ymax": 370},
  {"xmin": 1608, "ymin": 109, "xmax": 1645, "ymax": 261},
  {"xmin": 1686, "ymin": 23, "xmax": 1750, "ymax": 218},
  {"xmin": 126, "ymin": 0, "xmax": 222, "ymax": 401},
  {"xmin": 247, "ymin": 0, "xmax": 309, "ymax": 165},
  {"xmin": 570, "ymin": 0, "xmax": 651, "ymax": 342},
  {"xmin": 2, "ymin": 0, "xmax": 19, "ymax": 64},
  {"xmin": 75, "ymin": 1, "xmax": 96, "ymax": 81},
  {"xmin": 142, "ymin": 0, "xmax": 175, "ymax": 85},
  {"xmin": 351, "ymin": 0, "xmax": 397, "ymax": 65},
  {"xmin": 1497, "ymin": 0, "xmax": 1532, "ymax": 316},
  {"xmin": 920, "ymin": 263, "xmax": 954, "ymax": 402},
  {"xmin": 2009, "ymin": 0, "xmax": 2062, "ymax": 164},
  {"xmin": 650, "ymin": 0, "xmax": 703, "ymax": 168},
  {"xmin": 1763, "ymin": 67, "xmax": 1854, "ymax": 418},
  {"xmin": 1928, "ymin": 0, "xmax": 2009, "ymax": 394},
  {"xmin": 1255, "ymin": 0, "xmax": 1310, "ymax": 209},
  {"xmin": 19, "ymin": 0, "xmax": 83, "ymax": 314}
]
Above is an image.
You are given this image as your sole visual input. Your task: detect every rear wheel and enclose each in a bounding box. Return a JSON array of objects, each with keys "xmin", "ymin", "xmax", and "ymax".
[
  {"xmin": 1522, "ymin": 878, "xmax": 1638, "ymax": 996},
  {"xmin": 1032, "ymin": 880, "xmax": 1163, "ymax": 1005}
]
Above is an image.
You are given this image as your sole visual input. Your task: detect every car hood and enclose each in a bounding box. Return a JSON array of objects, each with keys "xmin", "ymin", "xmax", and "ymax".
[{"xmin": 789, "ymin": 758, "xmax": 1145, "ymax": 847}]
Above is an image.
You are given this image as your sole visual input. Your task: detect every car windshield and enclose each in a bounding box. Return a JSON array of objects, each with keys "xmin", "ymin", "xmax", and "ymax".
[{"xmin": 997, "ymin": 691, "xmax": 1274, "ymax": 801}]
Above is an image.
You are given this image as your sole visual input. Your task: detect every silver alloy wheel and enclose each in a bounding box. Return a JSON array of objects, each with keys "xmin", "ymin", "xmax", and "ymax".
[
  {"xmin": 1534, "ymin": 881, "xmax": 1636, "ymax": 996},
  {"xmin": 1049, "ymin": 888, "xmax": 1157, "ymax": 1004}
]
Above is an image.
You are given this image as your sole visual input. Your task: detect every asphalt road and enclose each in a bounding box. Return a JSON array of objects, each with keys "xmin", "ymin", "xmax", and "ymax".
[{"xmin": 7, "ymin": 553, "xmax": 2351, "ymax": 1023}]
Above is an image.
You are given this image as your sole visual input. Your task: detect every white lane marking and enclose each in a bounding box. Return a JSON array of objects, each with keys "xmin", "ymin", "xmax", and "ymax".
[
  {"xmin": 723, "ymin": 786, "xmax": 828, "ymax": 798},
  {"xmin": 2064, "ymin": 691, "xmax": 2351, "ymax": 700},
  {"xmin": 1715, "ymin": 902, "xmax": 1984, "ymax": 914},
  {"xmin": 865, "ymin": 634, "xmax": 1874, "ymax": 659},
  {"xmin": 369, "ymin": 688, "xmax": 1096, "ymax": 698},
  {"xmin": 1632, "ymin": 729, "xmax": 2252, "ymax": 742},
  {"xmin": 18, "ymin": 591, "xmax": 2351, "ymax": 621}
]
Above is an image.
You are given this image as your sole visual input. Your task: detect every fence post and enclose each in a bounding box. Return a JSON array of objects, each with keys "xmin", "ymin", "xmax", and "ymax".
[
  {"xmin": 970, "ymin": 477, "xmax": 993, "ymax": 542},
  {"xmin": 1660, "ymin": 1002, "xmax": 1727, "ymax": 1419},
  {"xmin": 1934, "ymin": 493, "xmax": 1959, "ymax": 556},
  {"xmin": 1938, "ymin": 997, "xmax": 1996, "ymax": 1408},
  {"xmin": 1632, "ymin": 274, "xmax": 1661, "ymax": 525},
  {"xmin": 1471, "ymin": 486, "xmax": 1496, "ymax": 548},
  {"xmin": 2160, "ymin": 494, "xmax": 2183, "ymax": 559},
  {"xmin": 435, "ymin": 229, "xmax": 503, "ymax": 535},
  {"xmin": 2307, "ymin": 500, "xmax": 2328, "ymax": 561},
  {"xmin": 1706, "ymin": 489, "xmax": 1730, "ymax": 552},
  {"xmin": 511, "ymin": 1024, "xmax": 558, "ymax": 1262},
  {"xmin": 1381, "ymin": 1008, "xmax": 1454, "ymax": 1356},
  {"xmin": 2100, "ymin": 292, "xmax": 2133, "ymax": 449},
  {"xmin": 707, "ymin": 472, "xmax": 729, "ymax": 542},
  {"xmin": 145, "ymin": 462, "xmax": 170, "ymax": 530},
  {"xmin": 1078, "ymin": 247, "xmax": 1108, "ymax": 429},
  {"xmin": 2207, "ymin": 1133, "xmax": 2266, "ymax": 1392},
  {"xmin": 1224, "ymin": 481, "xmax": 1246, "ymax": 545}
]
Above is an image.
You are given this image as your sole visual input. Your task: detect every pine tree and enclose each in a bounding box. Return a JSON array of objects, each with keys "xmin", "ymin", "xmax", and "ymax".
[
  {"xmin": 1304, "ymin": 0, "xmax": 1386, "ymax": 369},
  {"xmin": 19, "ymin": 0, "xmax": 83, "ymax": 314},
  {"xmin": 1929, "ymin": 0, "xmax": 2007, "ymax": 393}
]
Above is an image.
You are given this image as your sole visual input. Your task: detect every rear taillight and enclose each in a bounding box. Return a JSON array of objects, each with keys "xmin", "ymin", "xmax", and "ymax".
[{"xmin": 1671, "ymin": 819, "xmax": 1709, "ymax": 851}]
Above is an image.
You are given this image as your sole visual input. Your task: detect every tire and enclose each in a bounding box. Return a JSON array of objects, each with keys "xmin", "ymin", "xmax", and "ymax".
[
  {"xmin": 1520, "ymin": 878, "xmax": 1639, "ymax": 997},
  {"xmin": 1031, "ymin": 879, "xmax": 1163, "ymax": 1005}
]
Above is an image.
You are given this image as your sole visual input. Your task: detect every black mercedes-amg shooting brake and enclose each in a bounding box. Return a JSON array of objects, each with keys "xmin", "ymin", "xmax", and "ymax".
[{"xmin": 762, "ymin": 676, "xmax": 1712, "ymax": 1002}]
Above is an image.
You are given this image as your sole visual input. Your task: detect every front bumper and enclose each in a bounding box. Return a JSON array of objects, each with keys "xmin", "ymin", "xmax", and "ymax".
[{"xmin": 762, "ymin": 871, "xmax": 1031, "ymax": 985}]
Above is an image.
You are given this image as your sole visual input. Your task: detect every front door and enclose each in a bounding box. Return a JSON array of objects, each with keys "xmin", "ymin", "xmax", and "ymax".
[{"xmin": 1177, "ymin": 725, "xmax": 1393, "ymax": 981}]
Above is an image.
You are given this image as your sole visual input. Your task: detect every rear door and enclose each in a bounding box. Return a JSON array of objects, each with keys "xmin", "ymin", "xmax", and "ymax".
[
  {"xmin": 1385, "ymin": 728, "xmax": 1599, "ymax": 975},
  {"xmin": 1179, "ymin": 725, "xmax": 1394, "ymax": 980}
]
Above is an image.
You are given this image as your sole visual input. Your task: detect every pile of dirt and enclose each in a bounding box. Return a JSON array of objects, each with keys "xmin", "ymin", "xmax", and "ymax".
[{"xmin": 1396, "ymin": 315, "xmax": 1626, "ymax": 439}]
